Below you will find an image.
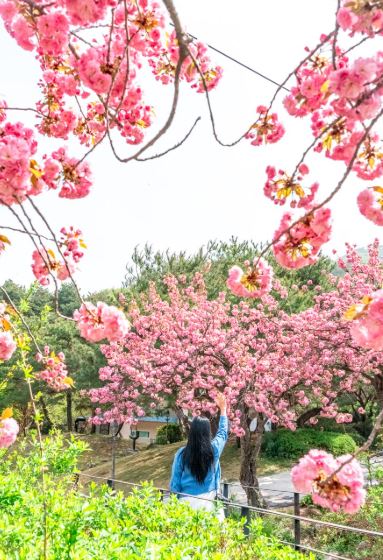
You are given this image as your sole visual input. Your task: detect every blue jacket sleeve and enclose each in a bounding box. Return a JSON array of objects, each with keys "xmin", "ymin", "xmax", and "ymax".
[
  {"xmin": 211, "ymin": 415, "xmax": 228, "ymax": 458},
  {"xmin": 169, "ymin": 449, "xmax": 183, "ymax": 493}
]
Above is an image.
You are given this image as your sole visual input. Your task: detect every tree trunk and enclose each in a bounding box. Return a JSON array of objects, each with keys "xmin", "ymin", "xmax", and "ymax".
[
  {"xmin": 239, "ymin": 408, "xmax": 266, "ymax": 507},
  {"xmin": 66, "ymin": 390, "xmax": 73, "ymax": 432},
  {"xmin": 40, "ymin": 396, "xmax": 53, "ymax": 433},
  {"xmin": 374, "ymin": 373, "xmax": 383, "ymax": 406},
  {"xmin": 19, "ymin": 403, "xmax": 31, "ymax": 436},
  {"xmin": 174, "ymin": 406, "xmax": 190, "ymax": 436},
  {"xmin": 90, "ymin": 407, "xmax": 96, "ymax": 434},
  {"xmin": 296, "ymin": 407, "xmax": 322, "ymax": 428}
]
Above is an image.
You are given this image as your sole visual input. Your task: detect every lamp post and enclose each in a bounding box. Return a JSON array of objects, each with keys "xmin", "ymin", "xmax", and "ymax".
[
  {"xmin": 129, "ymin": 427, "xmax": 139, "ymax": 451},
  {"xmin": 111, "ymin": 420, "xmax": 118, "ymax": 488},
  {"xmin": 165, "ymin": 410, "xmax": 170, "ymax": 444}
]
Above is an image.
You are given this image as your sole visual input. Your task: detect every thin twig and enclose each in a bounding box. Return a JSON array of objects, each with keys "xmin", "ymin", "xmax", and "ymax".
[
  {"xmin": 136, "ymin": 117, "xmax": 201, "ymax": 161},
  {"xmin": 332, "ymin": 0, "xmax": 341, "ymax": 69},
  {"xmin": 0, "ymin": 224, "xmax": 54, "ymax": 242},
  {"xmin": 5, "ymin": 203, "xmax": 69, "ymax": 319},
  {"xmin": 0, "ymin": 286, "xmax": 42, "ymax": 354}
]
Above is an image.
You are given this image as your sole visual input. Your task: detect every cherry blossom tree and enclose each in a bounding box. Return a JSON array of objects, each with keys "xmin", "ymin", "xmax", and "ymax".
[
  {"xmin": 86, "ymin": 269, "xmax": 358, "ymax": 505},
  {"xmin": 0, "ymin": 0, "xmax": 383, "ymax": 519}
]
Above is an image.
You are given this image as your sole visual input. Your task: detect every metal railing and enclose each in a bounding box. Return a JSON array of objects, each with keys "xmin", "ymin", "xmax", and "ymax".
[{"xmin": 77, "ymin": 472, "xmax": 383, "ymax": 560}]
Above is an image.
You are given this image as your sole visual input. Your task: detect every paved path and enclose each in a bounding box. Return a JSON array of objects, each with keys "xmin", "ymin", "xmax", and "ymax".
[
  {"xmin": 225, "ymin": 454, "xmax": 383, "ymax": 508},
  {"xmin": 225, "ymin": 470, "xmax": 297, "ymax": 508}
]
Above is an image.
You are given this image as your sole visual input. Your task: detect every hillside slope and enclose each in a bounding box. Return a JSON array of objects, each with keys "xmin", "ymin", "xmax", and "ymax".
[{"xmin": 80, "ymin": 437, "xmax": 292, "ymax": 490}]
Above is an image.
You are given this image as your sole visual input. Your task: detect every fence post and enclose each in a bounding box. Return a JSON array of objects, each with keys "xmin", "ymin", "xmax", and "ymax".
[
  {"xmin": 223, "ymin": 482, "xmax": 229, "ymax": 518},
  {"xmin": 294, "ymin": 492, "xmax": 301, "ymax": 551},
  {"xmin": 241, "ymin": 506, "xmax": 250, "ymax": 536},
  {"xmin": 107, "ymin": 478, "xmax": 114, "ymax": 490}
]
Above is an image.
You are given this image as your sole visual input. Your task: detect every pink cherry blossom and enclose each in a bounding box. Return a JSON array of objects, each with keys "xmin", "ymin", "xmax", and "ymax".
[
  {"xmin": 0, "ymin": 121, "xmax": 39, "ymax": 205},
  {"xmin": 227, "ymin": 257, "xmax": 273, "ymax": 298},
  {"xmin": 64, "ymin": 0, "xmax": 114, "ymax": 25},
  {"xmin": 0, "ymin": 331, "xmax": 16, "ymax": 361},
  {"xmin": 49, "ymin": 148, "xmax": 92, "ymax": 199},
  {"xmin": 74, "ymin": 302, "xmax": 130, "ymax": 343},
  {"xmin": 264, "ymin": 165, "xmax": 318, "ymax": 209},
  {"xmin": 292, "ymin": 450, "xmax": 365, "ymax": 513},
  {"xmin": 11, "ymin": 16, "xmax": 35, "ymax": 51},
  {"xmin": 36, "ymin": 12, "xmax": 69, "ymax": 56},
  {"xmin": 31, "ymin": 247, "xmax": 76, "ymax": 286},
  {"xmin": 36, "ymin": 346, "xmax": 73, "ymax": 392},
  {"xmin": 273, "ymin": 208, "xmax": 332, "ymax": 269},
  {"xmin": 357, "ymin": 187, "xmax": 383, "ymax": 226},
  {"xmin": 246, "ymin": 106, "xmax": 285, "ymax": 146},
  {"xmin": 337, "ymin": 2, "xmax": 383, "ymax": 36},
  {"xmin": 346, "ymin": 289, "xmax": 383, "ymax": 351},
  {"xmin": 0, "ymin": 416, "xmax": 19, "ymax": 448}
]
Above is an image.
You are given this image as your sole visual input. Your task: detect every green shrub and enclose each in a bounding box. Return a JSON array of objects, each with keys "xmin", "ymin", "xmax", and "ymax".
[
  {"xmin": 0, "ymin": 434, "xmax": 312, "ymax": 559},
  {"xmin": 262, "ymin": 428, "xmax": 357, "ymax": 459},
  {"xmin": 156, "ymin": 423, "xmax": 183, "ymax": 444},
  {"xmin": 313, "ymin": 418, "xmax": 367, "ymax": 445}
]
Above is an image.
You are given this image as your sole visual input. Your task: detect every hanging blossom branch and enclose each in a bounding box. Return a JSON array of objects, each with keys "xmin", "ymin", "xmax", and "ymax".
[
  {"xmin": 0, "ymin": 286, "xmax": 42, "ymax": 355},
  {"xmin": 104, "ymin": 0, "xmax": 191, "ymax": 163},
  {"xmin": 27, "ymin": 196, "xmax": 84, "ymax": 307},
  {"xmin": 3, "ymin": 203, "xmax": 76, "ymax": 320},
  {"xmin": 186, "ymin": 28, "xmax": 335, "ymax": 147},
  {"xmin": 255, "ymin": 105, "xmax": 383, "ymax": 264}
]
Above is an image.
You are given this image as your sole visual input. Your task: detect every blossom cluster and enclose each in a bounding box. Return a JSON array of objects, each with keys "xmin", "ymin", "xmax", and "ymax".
[
  {"xmin": 345, "ymin": 289, "xmax": 383, "ymax": 350},
  {"xmin": 36, "ymin": 346, "xmax": 73, "ymax": 392},
  {"xmin": 357, "ymin": 186, "xmax": 383, "ymax": 225},
  {"xmin": 292, "ymin": 449, "xmax": 365, "ymax": 513},
  {"xmin": 245, "ymin": 105, "xmax": 285, "ymax": 147},
  {"xmin": 31, "ymin": 226, "xmax": 86, "ymax": 286},
  {"xmin": 74, "ymin": 301, "xmax": 130, "ymax": 343},
  {"xmin": 337, "ymin": 1, "xmax": 383, "ymax": 37},
  {"xmin": 0, "ymin": 119, "xmax": 93, "ymax": 206},
  {"xmin": 0, "ymin": 303, "xmax": 16, "ymax": 361},
  {"xmin": 0, "ymin": 0, "xmax": 222, "ymax": 152},
  {"xmin": 272, "ymin": 207, "xmax": 332, "ymax": 269},
  {"xmin": 0, "ymin": 408, "xmax": 19, "ymax": 449},
  {"xmin": 264, "ymin": 164, "xmax": 318, "ymax": 209},
  {"xmin": 0, "ymin": 330, "xmax": 16, "ymax": 361},
  {"xmin": 227, "ymin": 257, "xmax": 273, "ymax": 298}
]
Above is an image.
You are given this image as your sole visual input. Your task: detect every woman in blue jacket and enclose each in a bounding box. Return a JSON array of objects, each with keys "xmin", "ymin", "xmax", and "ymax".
[{"xmin": 169, "ymin": 394, "xmax": 228, "ymax": 520}]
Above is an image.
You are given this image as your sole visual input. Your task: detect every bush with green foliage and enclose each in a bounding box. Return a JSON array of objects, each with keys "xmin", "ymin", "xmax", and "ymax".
[
  {"xmin": 262, "ymin": 428, "xmax": 357, "ymax": 460},
  {"xmin": 312, "ymin": 418, "xmax": 367, "ymax": 445},
  {"xmin": 0, "ymin": 434, "xmax": 312, "ymax": 560},
  {"xmin": 156, "ymin": 423, "xmax": 183, "ymax": 444}
]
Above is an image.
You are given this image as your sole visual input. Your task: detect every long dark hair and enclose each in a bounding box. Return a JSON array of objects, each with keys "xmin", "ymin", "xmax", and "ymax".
[{"xmin": 182, "ymin": 416, "xmax": 214, "ymax": 483}]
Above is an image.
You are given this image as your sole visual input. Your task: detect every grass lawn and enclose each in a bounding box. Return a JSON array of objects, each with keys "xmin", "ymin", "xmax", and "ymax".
[{"xmin": 79, "ymin": 435, "xmax": 293, "ymax": 489}]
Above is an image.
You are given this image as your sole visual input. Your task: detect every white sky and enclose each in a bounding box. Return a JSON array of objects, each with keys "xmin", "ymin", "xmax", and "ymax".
[{"xmin": 0, "ymin": 0, "xmax": 382, "ymax": 292}]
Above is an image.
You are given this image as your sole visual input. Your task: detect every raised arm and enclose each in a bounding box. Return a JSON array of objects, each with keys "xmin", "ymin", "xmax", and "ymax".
[{"xmin": 212, "ymin": 393, "xmax": 229, "ymax": 458}]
